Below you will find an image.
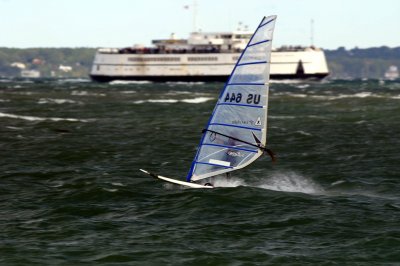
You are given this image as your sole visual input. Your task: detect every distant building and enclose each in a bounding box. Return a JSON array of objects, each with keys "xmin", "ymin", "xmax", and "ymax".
[
  {"xmin": 21, "ymin": 69, "xmax": 41, "ymax": 78},
  {"xmin": 10, "ymin": 62, "xmax": 26, "ymax": 69},
  {"xmin": 59, "ymin": 65, "xmax": 73, "ymax": 72},
  {"xmin": 384, "ymin": 65, "xmax": 399, "ymax": 80},
  {"xmin": 32, "ymin": 58, "xmax": 43, "ymax": 65}
]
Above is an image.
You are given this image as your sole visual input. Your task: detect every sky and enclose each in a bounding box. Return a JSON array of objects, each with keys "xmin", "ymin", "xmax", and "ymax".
[{"xmin": 1, "ymin": 0, "xmax": 399, "ymax": 49}]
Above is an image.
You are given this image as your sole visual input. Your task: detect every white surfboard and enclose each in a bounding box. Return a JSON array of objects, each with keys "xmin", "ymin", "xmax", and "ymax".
[{"xmin": 139, "ymin": 169, "xmax": 214, "ymax": 188}]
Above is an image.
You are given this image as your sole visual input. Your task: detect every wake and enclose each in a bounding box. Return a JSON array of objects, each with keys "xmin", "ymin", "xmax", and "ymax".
[{"xmin": 212, "ymin": 171, "xmax": 324, "ymax": 194}]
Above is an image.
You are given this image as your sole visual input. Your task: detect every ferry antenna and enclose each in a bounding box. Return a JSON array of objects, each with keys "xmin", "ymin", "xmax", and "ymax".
[{"xmin": 310, "ymin": 19, "xmax": 314, "ymax": 46}]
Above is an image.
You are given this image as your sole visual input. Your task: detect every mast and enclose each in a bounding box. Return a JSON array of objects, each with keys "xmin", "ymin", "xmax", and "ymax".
[
  {"xmin": 310, "ymin": 19, "xmax": 314, "ymax": 46},
  {"xmin": 193, "ymin": 0, "xmax": 198, "ymax": 32}
]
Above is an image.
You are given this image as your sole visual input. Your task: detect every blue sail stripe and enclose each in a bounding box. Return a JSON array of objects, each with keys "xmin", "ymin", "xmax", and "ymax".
[
  {"xmin": 217, "ymin": 103, "xmax": 264, "ymax": 108},
  {"xmin": 249, "ymin": 39, "xmax": 270, "ymax": 47},
  {"xmin": 195, "ymin": 161, "xmax": 233, "ymax": 169},
  {"xmin": 237, "ymin": 61, "xmax": 267, "ymax": 66},
  {"xmin": 202, "ymin": 143, "xmax": 258, "ymax": 153},
  {"xmin": 210, "ymin": 122, "xmax": 262, "ymax": 131},
  {"xmin": 227, "ymin": 82, "xmax": 265, "ymax": 86},
  {"xmin": 259, "ymin": 18, "xmax": 274, "ymax": 28}
]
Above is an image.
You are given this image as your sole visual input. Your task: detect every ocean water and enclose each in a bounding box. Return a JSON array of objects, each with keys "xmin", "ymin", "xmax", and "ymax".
[{"xmin": 1, "ymin": 78, "xmax": 400, "ymax": 265}]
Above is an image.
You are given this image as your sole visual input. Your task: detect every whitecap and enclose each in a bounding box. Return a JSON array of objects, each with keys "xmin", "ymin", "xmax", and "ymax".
[
  {"xmin": 270, "ymin": 79, "xmax": 304, "ymax": 84},
  {"xmin": 296, "ymin": 130, "xmax": 312, "ymax": 136},
  {"xmin": 330, "ymin": 180, "xmax": 346, "ymax": 187},
  {"xmin": 0, "ymin": 112, "xmax": 93, "ymax": 122},
  {"xmin": 6, "ymin": 126, "xmax": 23, "ymax": 130},
  {"xmin": 38, "ymin": 98, "xmax": 82, "ymax": 104},
  {"xmin": 355, "ymin": 120, "xmax": 367, "ymax": 124},
  {"xmin": 269, "ymin": 115, "xmax": 296, "ymax": 120},
  {"xmin": 166, "ymin": 81, "xmax": 205, "ymax": 85},
  {"xmin": 148, "ymin": 99, "xmax": 179, "ymax": 103},
  {"xmin": 166, "ymin": 91, "xmax": 193, "ymax": 95},
  {"xmin": 58, "ymin": 78, "xmax": 90, "ymax": 83},
  {"xmin": 132, "ymin": 98, "xmax": 213, "ymax": 104},
  {"xmin": 295, "ymin": 84, "xmax": 310, "ymax": 89},
  {"xmin": 181, "ymin": 97, "xmax": 214, "ymax": 103},
  {"xmin": 110, "ymin": 80, "xmax": 151, "ymax": 85},
  {"xmin": 103, "ymin": 188, "xmax": 118, "ymax": 192},
  {"xmin": 71, "ymin": 90, "xmax": 106, "ymax": 97},
  {"xmin": 111, "ymin": 182, "xmax": 125, "ymax": 187}
]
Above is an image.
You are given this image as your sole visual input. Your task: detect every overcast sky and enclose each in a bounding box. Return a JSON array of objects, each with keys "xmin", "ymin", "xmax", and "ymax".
[{"xmin": 1, "ymin": 0, "xmax": 399, "ymax": 49}]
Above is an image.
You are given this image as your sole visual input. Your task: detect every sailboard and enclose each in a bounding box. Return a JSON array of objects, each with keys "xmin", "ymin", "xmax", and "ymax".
[{"xmin": 141, "ymin": 15, "xmax": 277, "ymax": 188}]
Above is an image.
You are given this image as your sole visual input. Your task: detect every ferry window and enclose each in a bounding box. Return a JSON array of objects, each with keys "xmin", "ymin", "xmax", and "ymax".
[
  {"xmin": 97, "ymin": 65, "xmax": 100, "ymax": 71},
  {"xmin": 188, "ymin": 57, "xmax": 218, "ymax": 61},
  {"xmin": 221, "ymin": 35, "xmax": 232, "ymax": 39},
  {"xmin": 128, "ymin": 57, "xmax": 180, "ymax": 62},
  {"xmin": 236, "ymin": 34, "xmax": 251, "ymax": 39}
]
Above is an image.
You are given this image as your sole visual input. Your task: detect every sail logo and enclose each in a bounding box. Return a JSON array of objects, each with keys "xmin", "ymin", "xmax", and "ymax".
[
  {"xmin": 255, "ymin": 117, "xmax": 262, "ymax": 126},
  {"xmin": 226, "ymin": 150, "xmax": 244, "ymax": 157}
]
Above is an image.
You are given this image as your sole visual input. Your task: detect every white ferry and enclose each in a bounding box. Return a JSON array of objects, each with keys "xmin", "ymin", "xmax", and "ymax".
[{"xmin": 90, "ymin": 31, "xmax": 329, "ymax": 82}]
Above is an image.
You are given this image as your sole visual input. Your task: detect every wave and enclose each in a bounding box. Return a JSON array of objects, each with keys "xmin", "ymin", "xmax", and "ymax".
[
  {"xmin": 273, "ymin": 91, "xmax": 400, "ymax": 100},
  {"xmin": 109, "ymin": 80, "xmax": 152, "ymax": 85},
  {"xmin": 133, "ymin": 97, "xmax": 214, "ymax": 104},
  {"xmin": 133, "ymin": 99, "xmax": 178, "ymax": 104},
  {"xmin": 71, "ymin": 91, "xmax": 106, "ymax": 97},
  {"xmin": 38, "ymin": 98, "xmax": 83, "ymax": 105},
  {"xmin": 269, "ymin": 79, "xmax": 305, "ymax": 84},
  {"xmin": 181, "ymin": 97, "xmax": 215, "ymax": 103},
  {"xmin": 166, "ymin": 81, "xmax": 205, "ymax": 85},
  {"xmin": 269, "ymin": 115, "xmax": 296, "ymax": 120},
  {"xmin": 0, "ymin": 112, "xmax": 93, "ymax": 122},
  {"xmin": 57, "ymin": 78, "xmax": 90, "ymax": 83}
]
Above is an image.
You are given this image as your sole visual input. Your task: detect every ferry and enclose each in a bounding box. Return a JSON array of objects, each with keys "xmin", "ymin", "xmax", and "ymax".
[{"xmin": 90, "ymin": 31, "xmax": 329, "ymax": 82}]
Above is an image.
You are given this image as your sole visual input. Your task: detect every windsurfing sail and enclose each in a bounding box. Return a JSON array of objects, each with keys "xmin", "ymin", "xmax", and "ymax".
[{"xmin": 187, "ymin": 15, "xmax": 277, "ymax": 182}]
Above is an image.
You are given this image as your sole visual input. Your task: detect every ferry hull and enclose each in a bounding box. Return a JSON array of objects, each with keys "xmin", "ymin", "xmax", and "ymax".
[
  {"xmin": 90, "ymin": 73, "xmax": 329, "ymax": 82},
  {"xmin": 90, "ymin": 50, "xmax": 329, "ymax": 82}
]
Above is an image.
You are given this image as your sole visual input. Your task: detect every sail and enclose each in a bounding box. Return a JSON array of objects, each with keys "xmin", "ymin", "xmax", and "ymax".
[{"xmin": 187, "ymin": 15, "xmax": 277, "ymax": 182}]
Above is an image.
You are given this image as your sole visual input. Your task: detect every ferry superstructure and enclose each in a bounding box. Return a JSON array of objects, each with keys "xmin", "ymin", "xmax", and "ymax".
[{"xmin": 90, "ymin": 31, "xmax": 329, "ymax": 82}]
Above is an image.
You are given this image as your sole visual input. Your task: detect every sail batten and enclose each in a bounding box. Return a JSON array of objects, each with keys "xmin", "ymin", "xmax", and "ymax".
[
  {"xmin": 195, "ymin": 161, "xmax": 234, "ymax": 169},
  {"xmin": 248, "ymin": 40, "xmax": 270, "ymax": 47},
  {"xmin": 259, "ymin": 18, "xmax": 275, "ymax": 28},
  {"xmin": 228, "ymin": 82, "xmax": 265, "ymax": 86},
  {"xmin": 217, "ymin": 103, "xmax": 264, "ymax": 108},
  {"xmin": 209, "ymin": 123, "xmax": 263, "ymax": 131},
  {"xmin": 237, "ymin": 61, "xmax": 268, "ymax": 66},
  {"xmin": 202, "ymin": 143, "xmax": 259, "ymax": 153},
  {"xmin": 186, "ymin": 15, "xmax": 277, "ymax": 182}
]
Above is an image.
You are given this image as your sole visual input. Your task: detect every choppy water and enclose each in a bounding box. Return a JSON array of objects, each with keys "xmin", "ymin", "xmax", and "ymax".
[{"xmin": 1, "ymin": 78, "xmax": 400, "ymax": 265}]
